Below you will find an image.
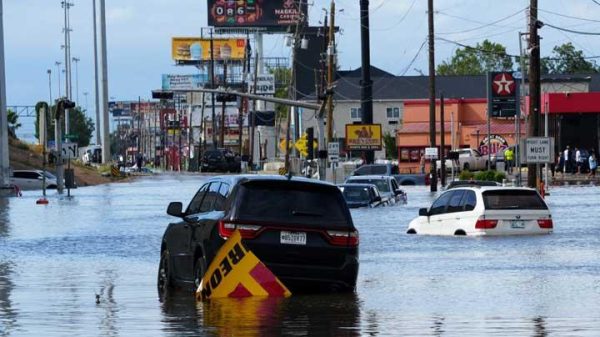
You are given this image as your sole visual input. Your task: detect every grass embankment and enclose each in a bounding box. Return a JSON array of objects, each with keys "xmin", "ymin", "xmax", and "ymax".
[{"xmin": 8, "ymin": 137, "xmax": 115, "ymax": 187}]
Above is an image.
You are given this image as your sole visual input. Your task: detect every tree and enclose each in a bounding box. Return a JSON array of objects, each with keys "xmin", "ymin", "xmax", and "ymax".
[
  {"xmin": 35, "ymin": 104, "xmax": 95, "ymax": 147},
  {"xmin": 541, "ymin": 42, "xmax": 599, "ymax": 74},
  {"xmin": 383, "ymin": 132, "xmax": 398, "ymax": 159},
  {"xmin": 7, "ymin": 109, "xmax": 21, "ymax": 137},
  {"xmin": 270, "ymin": 67, "xmax": 292, "ymax": 119},
  {"xmin": 437, "ymin": 40, "xmax": 514, "ymax": 75}
]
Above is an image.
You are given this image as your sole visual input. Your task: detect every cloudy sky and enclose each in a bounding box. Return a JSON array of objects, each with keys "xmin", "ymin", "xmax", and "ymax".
[{"xmin": 4, "ymin": 0, "xmax": 600, "ymax": 116}]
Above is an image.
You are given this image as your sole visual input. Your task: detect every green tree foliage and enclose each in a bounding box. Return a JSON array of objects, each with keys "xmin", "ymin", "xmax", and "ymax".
[
  {"xmin": 270, "ymin": 67, "xmax": 292, "ymax": 119},
  {"xmin": 541, "ymin": 42, "xmax": 599, "ymax": 74},
  {"xmin": 35, "ymin": 104, "xmax": 95, "ymax": 147},
  {"xmin": 437, "ymin": 40, "xmax": 514, "ymax": 75},
  {"xmin": 383, "ymin": 132, "xmax": 398, "ymax": 159},
  {"xmin": 6, "ymin": 109, "xmax": 21, "ymax": 137}
]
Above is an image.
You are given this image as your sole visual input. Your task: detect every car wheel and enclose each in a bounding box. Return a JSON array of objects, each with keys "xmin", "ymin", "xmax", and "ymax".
[
  {"xmin": 407, "ymin": 229, "xmax": 417, "ymax": 234},
  {"xmin": 463, "ymin": 163, "xmax": 470, "ymax": 171},
  {"xmin": 157, "ymin": 249, "xmax": 174, "ymax": 299},
  {"xmin": 193, "ymin": 257, "xmax": 207, "ymax": 291},
  {"xmin": 454, "ymin": 230, "xmax": 466, "ymax": 236}
]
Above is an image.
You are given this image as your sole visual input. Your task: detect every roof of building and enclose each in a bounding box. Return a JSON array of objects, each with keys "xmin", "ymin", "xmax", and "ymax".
[{"xmin": 302, "ymin": 67, "xmax": 600, "ymax": 102}]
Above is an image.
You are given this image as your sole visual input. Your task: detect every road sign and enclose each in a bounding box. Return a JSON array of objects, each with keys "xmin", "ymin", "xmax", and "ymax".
[
  {"xmin": 424, "ymin": 147, "xmax": 438, "ymax": 159},
  {"xmin": 62, "ymin": 142, "xmax": 78, "ymax": 159},
  {"xmin": 328, "ymin": 142, "xmax": 340, "ymax": 162},
  {"xmin": 523, "ymin": 137, "xmax": 554, "ymax": 163}
]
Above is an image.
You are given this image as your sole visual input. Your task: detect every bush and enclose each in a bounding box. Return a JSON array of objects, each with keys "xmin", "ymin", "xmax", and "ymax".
[
  {"xmin": 459, "ymin": 170, "xmax": 474, "ymax": 180},
  {"xmin": 473, "ymin": 170, "xmax": 506, "ymax": 182}
]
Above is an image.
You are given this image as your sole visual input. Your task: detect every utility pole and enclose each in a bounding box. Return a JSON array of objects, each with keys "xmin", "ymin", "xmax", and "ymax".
[
  {"xmin": 440, "ymin": 93, "xmax": 446, "ymax": 187},
  {"xmin": 0, "ymin": 0, "xmax": 9, "ymax": 187},
  {"xmin": 359, "ymin": 0, "xmax": 374, "ymax": 164},
  {"xmin": 428, "ymin": 0, "xmax": 438, "ymax": 192},
  {"xmin": 72, "ymin": 57, "xmax": 80, "ymax": 105},
  {"xmin": 250, "ymin": 51, "xmax": 259, "ymax": 168},
  {"xmin": 220, "ymin": 61, "xmax": 228, "ymax": 148},
  {"xmin": 527, "ymin": 0, "xmax": 541, "ymax": 188},
  {"xmin": 62, "ymin": 1, "xmax": 73, "ymax": 135},
  {"xmin": 93, "ymin": 0, "xmax": 101, "ymax": 145},
  {"xmin": 55, "ymin": 61, "xmax": 62, "ymax": 97},
  {"xmin": 210, "ymin": 30, "xmax": 217, "ymax": 149},
  {"xmin": 326, "ymin": 0, "xmax": 335, "ymax": 143},
  {"xmin": 99, "ymin": 0, "xmax": 111, "ymax": 163}
]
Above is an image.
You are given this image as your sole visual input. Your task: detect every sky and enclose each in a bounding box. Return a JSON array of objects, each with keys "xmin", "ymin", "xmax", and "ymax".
[{"xmin": 4, "ymin": 0, "xmax": 600, "ymax": 116}]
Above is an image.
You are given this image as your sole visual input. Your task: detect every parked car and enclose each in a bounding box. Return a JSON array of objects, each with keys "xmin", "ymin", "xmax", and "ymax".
[
  {"xmin": 200, "ymin": 149, "xmax": 241, "ymax": 173},
  {"xmin": 437, "ymin": 148, "xmax": 488, "ymax": 172},
  {"xmin": 446, "ymin": 180, "xmax": 501, "ymax": 189},
  {"xmin": 351, "ymin": 163, "xmax": 429, "ymax": 185},
  {"xmin": 158, "ymin": 175, "xmax": 359, "ymax": 296},
  {"xmin": 406, "ymin": 186, "xmax": 552, "ymax": 236},
  {"xmin": 10, "ymin": 170, "xmax": 58, "ymax": 190},
  {"xmin": 344, "ymin": 175, "xmax": 407, "ymax": 205},
  {"xmin": 338, "ymin": 184, "xmax": 387, "ymax": 208}
]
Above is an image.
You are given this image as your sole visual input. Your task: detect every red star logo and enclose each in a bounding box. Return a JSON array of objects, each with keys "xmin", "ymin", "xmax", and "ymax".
[{"xmin": 492, "ymin": 73, "xmax": 515, "ymax": 96}]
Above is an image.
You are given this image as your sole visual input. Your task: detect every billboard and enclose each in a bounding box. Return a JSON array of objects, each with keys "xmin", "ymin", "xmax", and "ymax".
[
  {"xmin": 248, "ymin": 74, "xmax": 275, "ymax": 95},
  {"xmin": 207, "ymin": 0, "xmax": 306, "ymax": 30},
  {"xmin": 345, "ymin": 124, "xmax": 382, "ymax": 151},
  {"xmin": 172, "ymin": 38, "xmax": 247, "ymax": 62},
  {"xmin": 162, "ymin": 74, "xmax": 209, "ymax": 90}
]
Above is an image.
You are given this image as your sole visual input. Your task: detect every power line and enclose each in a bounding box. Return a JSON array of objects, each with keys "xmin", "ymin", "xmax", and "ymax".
[
  {"xmin": 436, "ymin": 7, "xmax": 526, "ymax": 35},
  {"xmin": 542, "ymin": 21, "xmax": 600, "ymax": 35},
  {"xmin": 592, "ymin": 0, "xmax": 600, "ymax": 5},
  {"xmin": 539, "ymin": 8, "xmax": 600, "ymax": 23}
]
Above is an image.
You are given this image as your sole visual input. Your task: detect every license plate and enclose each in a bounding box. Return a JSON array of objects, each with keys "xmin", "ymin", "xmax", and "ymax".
[
  {"xmin": 511, "ymin": 220, "xmax": 525, "ymax": 229},
  {"xmin": 280, "ymin": 231, "xmax": 307, "ymax": 245}
]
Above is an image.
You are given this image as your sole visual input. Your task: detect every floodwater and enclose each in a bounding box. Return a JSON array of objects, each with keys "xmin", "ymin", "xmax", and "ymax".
[{"xmin": 1, "ymin": 175, "xmax": 600, "ymax": 336}]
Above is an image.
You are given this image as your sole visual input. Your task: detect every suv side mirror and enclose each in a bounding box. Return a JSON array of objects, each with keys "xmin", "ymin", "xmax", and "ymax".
[
  {"xmin": 418, "ymin": 208, "xmax": 429, "ymax": 216},
  {"xmin": 394, "ymin": 189, "xmax": 404, "ymax": 196},
  {"xmin": 374, "ymin": 196, "xmax": 382, "ymax": 202},
  {"xmin": 167, "ymin": 202, "xmax": 184, "ymax": 217}
]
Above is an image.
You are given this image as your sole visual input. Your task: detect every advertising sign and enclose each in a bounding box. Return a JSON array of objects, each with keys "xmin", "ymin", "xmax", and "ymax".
[
  {"xmin": 487, "ymin": 71, "xmax": 518, "ymax": 117},
  {"xmin": 172, "ymin": 38, "xmax": 247, "ymax": 62},
  {"xmin": 207, "ymin": 0, "xmax": 306, "ymax": 30},
  {"xmin": 249, "ymin": 74, "xmax": 275, "ymax": 95},
  {"xmin": 162, "ymin": 74, "xmax": 209, "ymax": 90},
  {"xmin": 424, "ymin": 147, "xmax": 438, "ymax": 159},
  {"xmin": 478, "ymin": 134, "xmax": 509, "ymax": 156},
  {"xmin": 345, "ymin": 124, "xmax": 382, "ymax": 151}
]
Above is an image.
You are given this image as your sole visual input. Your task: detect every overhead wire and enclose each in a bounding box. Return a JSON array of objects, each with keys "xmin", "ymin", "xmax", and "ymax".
[{"xmin": 436, "ymin": 7, "xmax": 526, "ymax": 35}]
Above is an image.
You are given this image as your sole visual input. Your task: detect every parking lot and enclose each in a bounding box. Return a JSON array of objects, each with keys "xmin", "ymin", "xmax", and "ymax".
[{"xmin": 1, "ymin": 175, "xmax": 600, "ymax": 336}]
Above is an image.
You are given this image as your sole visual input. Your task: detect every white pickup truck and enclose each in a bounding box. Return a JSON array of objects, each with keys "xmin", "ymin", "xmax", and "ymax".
[{"xmin": 436, "ymin": 148, "xmax": 489, "ymax": 172}]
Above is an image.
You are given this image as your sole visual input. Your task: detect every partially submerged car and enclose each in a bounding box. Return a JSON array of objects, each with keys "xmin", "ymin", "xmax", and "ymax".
[
  {"xmin": 10, "ymin": 170, "xmax": 58, "ymax": 190},
  {"xmin": 158, "ymin": 175, "xmax": 359, "ymax": 297},
  {"xmin": 338, "ymin": 183, "xmax": 387, "ymax": 208},
  {"xmin": 407, "ymin": 186, "xmax": 552, "ymax": 236},
  {"xmin": 344, "ymin": 175, "xmax": 407, "ymax": 205}
]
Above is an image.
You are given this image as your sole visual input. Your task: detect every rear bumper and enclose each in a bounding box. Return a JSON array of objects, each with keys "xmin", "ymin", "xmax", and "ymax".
[{"xmin": 266, "ymin": 255, "xmax": 359, "ymax": 293}]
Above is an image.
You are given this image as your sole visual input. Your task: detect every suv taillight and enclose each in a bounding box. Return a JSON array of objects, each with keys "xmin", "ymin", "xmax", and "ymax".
[
  {"xmin": 218, "ymin": 221, "xmax": 263, "ymax": 239},
  {"xmin": 325, "ymin": 230, "xmax": 359, "ymax": 247},
  {"xmin": 475, "ymin": 219, "xmax": 498, "ymax": 229},
  {"xmin": 537, "ymin": 219, "xmax": 553, "ymax": 229}
]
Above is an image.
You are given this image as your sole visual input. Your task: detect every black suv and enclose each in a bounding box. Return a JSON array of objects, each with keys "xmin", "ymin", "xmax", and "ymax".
[
  {"xmin": 200, "ymin": 149, "xmax": 241, "ymax": 172},
  {"xmin": 158, "ymin": 175, "xmax": 359, "ymax": 296}
]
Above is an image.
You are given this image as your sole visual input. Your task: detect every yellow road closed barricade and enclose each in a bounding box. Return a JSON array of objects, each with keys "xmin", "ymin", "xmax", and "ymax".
[{"xmin": 196, "ymin": 230, "xmax": 291, "ymax": 301}]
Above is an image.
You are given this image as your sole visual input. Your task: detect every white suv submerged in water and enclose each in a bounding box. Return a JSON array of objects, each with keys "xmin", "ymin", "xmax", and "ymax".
[{"xmin": 407, "ymin": 186, "xmax": 552, "ymax": 236}]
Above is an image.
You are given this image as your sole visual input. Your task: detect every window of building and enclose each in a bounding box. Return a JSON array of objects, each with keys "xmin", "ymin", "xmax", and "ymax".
[
  {"xmin": 386, "ymin": 107, "xmax": 401, "ymax": 119},
  {"xmin": 350, "ymin": 107, "xmax": 362, "ymax": 119}
]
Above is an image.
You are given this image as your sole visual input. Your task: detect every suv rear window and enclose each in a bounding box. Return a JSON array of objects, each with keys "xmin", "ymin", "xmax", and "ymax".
[
  {"xmin": 483, "ymin": 189, "xmax": 548, "ymax": 210},
  {"xmin": 236, "ymin": 180, "xmax": 352, "ymax": 228}
]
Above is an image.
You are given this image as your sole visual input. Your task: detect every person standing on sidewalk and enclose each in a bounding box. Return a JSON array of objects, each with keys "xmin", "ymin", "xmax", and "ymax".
[
  {"xmin": 504, "ymin": 146, "xmax": 514, "ymax": 174},
  {"xmin": 563, "ymin": 146, "xmax": 571, "ymax": 174},
  {"xmin": 589, "ymin": 150, "xmax": 597, "ymax": 178},
  {"xmin": 576, "ymin": 147, "xmax": 583, "ymax": 174}
]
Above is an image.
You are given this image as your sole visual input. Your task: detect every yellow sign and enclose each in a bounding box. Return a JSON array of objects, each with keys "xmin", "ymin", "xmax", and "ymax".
[
  {"xmin": 278, "ymin": 138, "xmax": 293, "ymax": 153},
  {"xmin": 196, "ymin": 230, "xmax": 291, "ymax": 301},
  {"xmin": 172, "ymin": 37, "xmax": 247, "ymax": 62},
  {"xmin": 345, "ymin": 124, "xmax": 383, "ymax": 151}
]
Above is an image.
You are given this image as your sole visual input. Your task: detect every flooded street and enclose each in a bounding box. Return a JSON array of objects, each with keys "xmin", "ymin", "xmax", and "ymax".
[{"xmin": 1, "ymin": 175, "xmax": 600, "ymax": 336}]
